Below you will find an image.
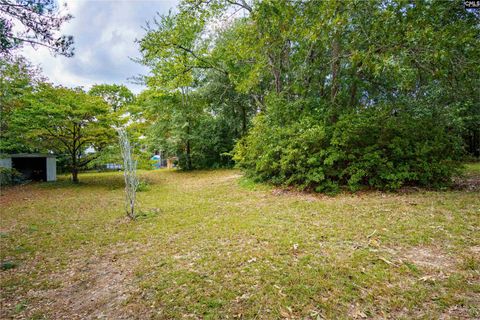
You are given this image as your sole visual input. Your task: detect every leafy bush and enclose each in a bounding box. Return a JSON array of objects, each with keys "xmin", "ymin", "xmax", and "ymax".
[
  {"xmin": 1, "ymin": 260, "xmax": 17, "ymax": 270},
  {"xmin": 234, "ymin": 99, "xmax": 463, "ymax": 192},
  {"xmin": 137, "ymin": 179, "xmax": 151, "ymax": 192},
  {"xmin": 0, "ymin": 167, "xmax": 27, "ymax": 186}
]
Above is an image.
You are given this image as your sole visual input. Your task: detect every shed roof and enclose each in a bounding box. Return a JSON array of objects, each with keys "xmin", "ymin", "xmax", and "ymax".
[{"xmin": 0, "ymin": 153, "xmax": 56, "ymax": 158}]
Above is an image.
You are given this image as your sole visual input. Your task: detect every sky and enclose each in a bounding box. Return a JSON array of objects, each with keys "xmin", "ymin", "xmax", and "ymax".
[{"xmin": 22, "ymin": 0, "xmax": 178, "ymax": 94}]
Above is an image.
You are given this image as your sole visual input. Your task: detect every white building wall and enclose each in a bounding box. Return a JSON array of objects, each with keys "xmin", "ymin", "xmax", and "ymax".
[
  {"xmin": 0, "ymin": 158, "xmax": 12, "ymax": 169},
  {"xmin": 46, "ymin": 157, "xmax": 56, "ymax": 181}
]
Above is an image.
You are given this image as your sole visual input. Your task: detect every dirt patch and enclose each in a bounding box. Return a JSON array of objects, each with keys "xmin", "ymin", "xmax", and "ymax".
[
  {"xmin": 470, "ymin": 246, "xmax": 480, "ymax": 255},
  {"xmin": 11, "ymin": 246, "xmax": 153, "ymax": 319},
  {"xmin": 439, "ymin": 304, "xmax": 479, "ymax": 320},
  {"xmin": 452, "ymin": 174, "xmax": 480, "ymax": 192},
  {"xmin": 402, "ymin": 246, "xmax": 456, "ymax": 271}
]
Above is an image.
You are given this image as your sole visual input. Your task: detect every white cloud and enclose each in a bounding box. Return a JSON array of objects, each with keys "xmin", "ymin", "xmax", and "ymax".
[{"xmin": 22, "ymin": 0, "xmax": 178, "ymax": 94}]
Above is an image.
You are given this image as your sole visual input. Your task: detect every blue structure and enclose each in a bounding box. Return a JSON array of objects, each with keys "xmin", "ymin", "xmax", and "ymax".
[{"xmin": 151, "ymin": 154, "xmax": 167, "ymax": 169}]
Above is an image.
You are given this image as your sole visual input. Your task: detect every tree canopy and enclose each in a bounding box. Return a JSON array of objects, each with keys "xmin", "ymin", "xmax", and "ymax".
[
  {"xmin": 89, "ymin": 84, "xmax": 135, "ymax": 113},
  {"xmin": 136, "ymin": 0, "xmax": 479, "ymax": 190},
  {"xmin": 0, "ymin": 0, "xmax": 74, "ymax": 57},
  {"xmin": 0, "ymin": 55, "xmax": 42, "ymax": 153},
  {"xmin": 11, "ymin": 84, "xmax": 115, "ymax": 182}
]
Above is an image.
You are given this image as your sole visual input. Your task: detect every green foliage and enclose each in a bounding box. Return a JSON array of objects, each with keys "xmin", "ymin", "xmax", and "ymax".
[
  {"xmin": 231, "ymin": 0, "xmax": 478, "ymax": 191},
  {"xmin": 0, "ymin": 56, "xmax": 40, "ymax": 153},
  {"xmin": 89, "ymin": 84, "xmax": 134, "ymax": 113},
  {"xmin": 137, "ymin": 0, "xmax": 478, "ymax": 189},
  {"xmin": 136, "ymin": 87, "xmax": 237, "ymax": 170},
  {"xmin": 137, "ymin": 5, "xmax": 257, "ymax": 170},
  {"xmin": 235, "ymin": 97, "xmax": 463, "ymax": 191},
  {"xmin": 331, "ymin": 106, "xmax": 463, "ymax": 190},
  {"xmin": 10, "ymin": 84, "xmax": 116, "ymax": 182},
  {"xmin": 137, "ymin": 179, "xmax": 150, "ymax": 192},
  {"xmin": 0, "ymin": 167, "xmax": 26, "ymax": 186},
  {"xmin": 86, "ymin": 145, "xmax": 121, "ymax": 170},
  {"xmin": 0, "ymin": 260, "xmax": 17, "ymax": 271},
  {"xmin": 0, "ymin": 0, "xmax": 74, "ymax": 57}
]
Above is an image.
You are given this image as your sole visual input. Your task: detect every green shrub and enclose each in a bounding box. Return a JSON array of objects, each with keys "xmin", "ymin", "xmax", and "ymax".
[
  {"xmin": 234, "ymin": 99, "xmax": 463, "ymax": 192},
  {"xmin": 1, "ymin": 260, "xmax": 17, "ymax": 270},
  {"xmin": 0, "ymin": 167, "xmax": 26, "ymax": 186},
  {"xmin": 137, "ymin": 179, "xmax": 151, "ymax": 192}
]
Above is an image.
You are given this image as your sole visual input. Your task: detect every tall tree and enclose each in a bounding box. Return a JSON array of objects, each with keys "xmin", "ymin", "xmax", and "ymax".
[
  {"xmin": 0, "ymin": 55, "xmax": 41, "ymax": 153},
  {"xmin": 138, "ymin": 6, "xmax": 258, "ymax": 169},
  {"xmin": 12, "ymin": 84, "xmax": 115, "ymax": 182},
  {"xmin": 139, "ymin": 11, "xmax": 205, "ymax": 170}
]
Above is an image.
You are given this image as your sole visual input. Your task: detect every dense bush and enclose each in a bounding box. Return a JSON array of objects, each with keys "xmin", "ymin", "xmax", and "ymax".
[
  {"xmin": 0, "ymin": 167, "xmax": 27, "ymax": 186},
  {"xmin": 234, "ymin": 100, "xmax": 463, "ymax": 192}
]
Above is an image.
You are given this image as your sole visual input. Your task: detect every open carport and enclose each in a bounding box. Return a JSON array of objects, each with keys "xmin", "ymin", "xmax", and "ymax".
[{"xmin": 0, "ymin": 153, "xmax": 56, "ymax": 182}]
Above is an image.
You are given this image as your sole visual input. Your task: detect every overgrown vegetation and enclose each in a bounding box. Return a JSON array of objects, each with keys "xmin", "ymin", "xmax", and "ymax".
[
  {"xmin": 0, "ymin": 167, "xmax": 26, "ymax": 186},
  {"xmin": 234, "ymin": 104, "xmax": 463, "ymax": 192},
  {"xmin": 137, "ymin": 0, "xmax": 479, "ymax": 190}
]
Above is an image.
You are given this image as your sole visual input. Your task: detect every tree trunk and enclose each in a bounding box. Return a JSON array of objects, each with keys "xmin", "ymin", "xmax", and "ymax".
[
  {"xmin": 72, "ymin": 167, "xmax": 79, "ymax": 183},
  {"xmin": 241, "ymin": 104, "xmax": 247, "ymax": 135},
  {"xmin": 268, "ymin": 54, "xmax": 282, "ymax": 93},
  {"xmin": 330, "ymin": 19, "xmax": 342, "ymax": 123},
  {"xmin": 273, "ymin": 68, "xmax": 282, "ymax": 93},
  {"xmin": 71, "ymin": 150, "xmax": 79, "ymax": 183},
  {"xmin": 330, "ymin": 0, "xmax": 343, "ymax": 113},
  {"xmin": 349, "ymin": 80, "xmax": 357, "ymax": 107},
  {"xmin": 181, "ymin": 86, "xmax": 193, "ymax": 170},
  {"xmin": 331, "ymin": 34, "xmax": 341, "ymax": 104},
  {"xmin": 186, "ymin": 139, "xmax": 192, "ymax": 170},
  {"xmin": 349, "ymin": 62, "xmax": 362, "ymax": 107}
]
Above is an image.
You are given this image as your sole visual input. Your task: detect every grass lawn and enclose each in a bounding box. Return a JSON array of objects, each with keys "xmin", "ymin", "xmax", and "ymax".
[{"xmin": 0, "ymin": 167, "xmax": 479, "ymax": 319}]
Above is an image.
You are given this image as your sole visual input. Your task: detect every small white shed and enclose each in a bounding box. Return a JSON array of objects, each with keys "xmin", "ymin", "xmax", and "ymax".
[{"xmin": 0, "ymin": 153, "xmax": 56, "ymax": 182}]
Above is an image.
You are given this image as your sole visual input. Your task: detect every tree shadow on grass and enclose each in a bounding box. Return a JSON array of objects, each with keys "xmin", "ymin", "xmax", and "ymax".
[
  {"xmin": 39, "ymin": 171, "xmax": 157, "ymax": 192},
  {"xmin": 39, "ymin": 172, "xmax": 126, "ymax": 191}
]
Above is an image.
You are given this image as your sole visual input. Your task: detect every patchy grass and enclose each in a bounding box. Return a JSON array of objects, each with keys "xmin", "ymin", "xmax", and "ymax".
[
  {"xmin": 454, "ymin": 162, "xmax": 480, "ymax": 192},
  {"xmin": 465, "ymin": 162, "xmax": 480, "ymax": 173},
  {"xmin": 0, "ymin": 168, "xmax": 479, "ymax": 319}
]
